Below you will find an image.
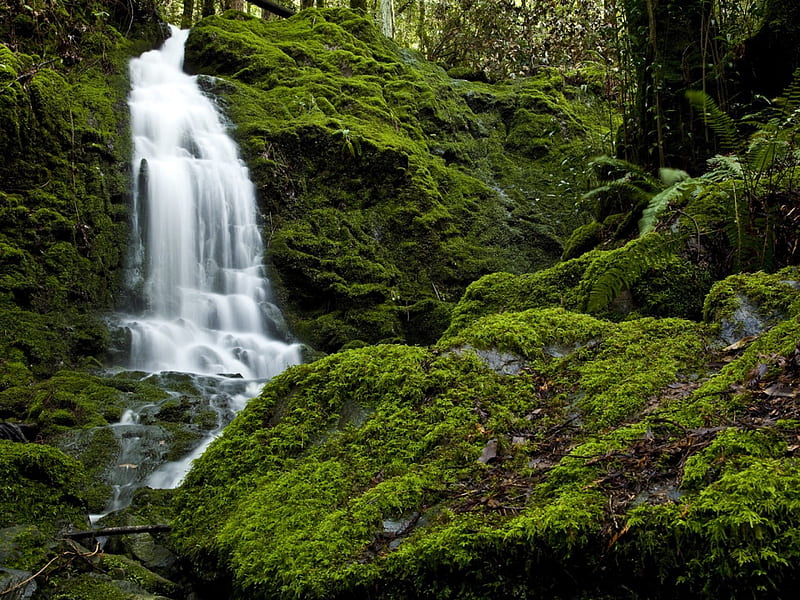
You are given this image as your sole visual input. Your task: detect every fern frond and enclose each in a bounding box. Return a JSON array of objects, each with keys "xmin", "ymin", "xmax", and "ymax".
[
  {"xmin": 705, "ymin": 154, "xmax": 743, "ymax": 180},
  {"xmin": 776, "ymin": 67, "xmax": 800, "ymax": 115},
  {"xmin": 686, "ymin": 89, "xmax": 743, "ymax": 152},
  {"xmin": 745, "ymin": 138, "xmax": 788, "ymax": 173},
  {"xmin": 584, "ymin": 233, "xmax": 679, "ymax": 313},
  {"xmin": 638, "ymin": 180, "xmax": 697, "ymax": 236},
  {"xmin": 588, "ymin": 155, "xmax": 660, "ymax": 188}
]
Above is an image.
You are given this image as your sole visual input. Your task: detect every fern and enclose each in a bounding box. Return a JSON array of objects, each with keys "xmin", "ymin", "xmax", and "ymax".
[
  {"xmin": 705, "ymin": 154, "xmax": 743, "ymax": 180},
  {"xmin": 638, "ymin": 180, "xmax": 694, "ymax": 235},
  {"xmin": 584, "ymin": 233, "xmax": 680, "ymax": 313},
  {"xmin": 686, "ymin": 90, "xmax": 743, "ymax": 152},
  {"xmin": 583, "ymin": 156, "xmax": 661, "ymax": 221},
  {"xmin": 637, "ymin": 168, "xmax": 692, "ymax": 235}
]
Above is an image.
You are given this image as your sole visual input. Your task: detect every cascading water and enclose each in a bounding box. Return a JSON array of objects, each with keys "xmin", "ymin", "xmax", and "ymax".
[
  {"xmin": 124, "ymin": 26, "xmax": 299, "ymax": 380},
  {"xmin": 93, "ymin": 27, "xmax": 302, "ymax": 518}
]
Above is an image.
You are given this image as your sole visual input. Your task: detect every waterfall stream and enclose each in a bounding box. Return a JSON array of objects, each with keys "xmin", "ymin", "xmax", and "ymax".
[{"xmin": 93, "ymin": 27, "xmax": 302, "ymax": 519}]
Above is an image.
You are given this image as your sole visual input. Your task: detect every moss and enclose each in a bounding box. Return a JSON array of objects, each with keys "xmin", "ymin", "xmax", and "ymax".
[
  {"xmin": 184, "ymin": 8, "xmax": 610, "ymax": 350},
  {"xmin": 627, "ymin": 458, "xmax": 800, "ymax": 596},
  {"xmin": 99, "ymin": 553, "xmax": 179, "ymax": 597},
  {"xmin": 703, "ymin": 267, "xmax": 800, "ymax": 325},
  {"xmin": 0, "ymin": 440, "xmax": 88, "ymax": 533},
  {"xmin": 18, "ymin": 370, "xmax": 129, "ymax": 436},
  {"xmin": 0, "ymin": 525, "xmax": 51, "ymax": 571},
  {"xmin": 441, "ymin": 307, "xmax": 608, "ymax": 363},
  {"xmin": 445, "ymin": 233, "xmax": 711, "ymax": 336},
  {"xmin": 630, "ymin": 256, "xmax": 714, "ymax": 321},
  {"xmin": 171, "ymin": 299, "xmax": 717, "ymax": 597},
  {"xmin": 562, "ymin": 221, "xmax": 603, "ymax": 259},
  {"xmin": 51, "ymin": 425, "xmax": 118, "ymax": 513},
  {"xmin": 0, "ymin": 3, "xmax": 158, "ymax": 387}
]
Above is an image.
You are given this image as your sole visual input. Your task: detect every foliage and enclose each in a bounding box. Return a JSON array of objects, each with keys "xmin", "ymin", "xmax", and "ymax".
[
  {"xmin": 162, "ymin": 0, "xmax": 619, "ymax": 84},
  {"xmin": 0, "ymin": 440, "xmax": 88, "ymax": 533},
  {"xmin": 185, "ymin": 8, "xmax": 609, "ymax": 350},
  {"xmin": 682, "ymin": 80, "xmax": 800, "ymax": 270}
]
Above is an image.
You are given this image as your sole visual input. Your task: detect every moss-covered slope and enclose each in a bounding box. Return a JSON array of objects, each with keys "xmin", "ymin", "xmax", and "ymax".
[
  {"xmin": 183, "ymin": 8, "xmax": 608, "ymax": 351},
  {"xmin": 173, "ymin": 263, "xmax": 800, "ymax": 598},
  {"xmin": 0, "ymin": 2, "xmax": 163, "ymax": 380}
]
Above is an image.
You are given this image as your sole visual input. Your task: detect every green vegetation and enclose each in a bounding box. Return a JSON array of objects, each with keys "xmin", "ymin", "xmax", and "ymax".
[
  {"xmin": 183, "ymin": 8, "xmax": 610, "ymax": 350},
  {"xmin": 0, "ymin": 440, "xmax": 88, "ymax": 533},
  {"xmin": 172, "ymin": 263, "xmax": 800, "ymax": 598},
  {"xmin": 2, "ymin": 2, "xmax": 800, "ymax": 599},
  {"xmin": 0, "ymin": 2, "xmax": 163, "ymax": 381}
]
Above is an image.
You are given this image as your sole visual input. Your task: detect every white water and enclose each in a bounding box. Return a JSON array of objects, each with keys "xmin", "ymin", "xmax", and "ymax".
[
  {"xmin": 122, "ymin": 26, "xmax": 301, "ymax": 380},
  {"xmin": 99, "ymin": 27, "xmax": 302, "ymax": 502}
]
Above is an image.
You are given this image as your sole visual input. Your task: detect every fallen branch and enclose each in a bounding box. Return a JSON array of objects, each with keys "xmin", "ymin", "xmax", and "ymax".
[
  {"xmin": 0, "ymin": 542, "xmax": 101, "ymax": 596},
  {"xmin": 248, "ymin": 0, "xmax": 295, "ymax": 18},
  {"xmin": 63, "ymin": 524, "xmax": 171, "ymax": 540}
]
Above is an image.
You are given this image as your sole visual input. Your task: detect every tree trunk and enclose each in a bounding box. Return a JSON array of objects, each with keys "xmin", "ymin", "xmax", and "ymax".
[
  {"xmin": 230, "ymin": 0, "xmax": 245, "ymax": 9},
  {"xmin": 621, "ymin": 0, "xmax": 717, "ymax": 172},
  {"xmin": 202, "ymin": 0, "xmax": 215, "ymax": 17},
  {"xmin": 181, "ymin": 0, "xmax": 194, "ymax": 28},
  {"xmin": 379, "ymin": 0, "xmax": 394, "ymax": 38}
]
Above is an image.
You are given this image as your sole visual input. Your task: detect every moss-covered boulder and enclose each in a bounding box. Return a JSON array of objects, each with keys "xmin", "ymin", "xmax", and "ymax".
[
  {"xmin": 444, "ymin": 232, "xmax": 714, "ymax": 336},
  {"xmin": 0, "ymin": 441, "xmax": 88, "ymax": 533},
  {"xmin": 171, "ymin": 264, "xmax": 800, "ymax": 598},
  {"xmin": 183, "ymin": 8, "xmax": 609, "ymax": 351}
]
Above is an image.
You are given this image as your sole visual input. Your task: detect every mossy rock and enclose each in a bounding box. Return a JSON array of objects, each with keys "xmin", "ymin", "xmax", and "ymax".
[
  {"xmin": 172, "ymin": 300, "xmax": 800, "ymax": 598},
  {"xmin": 703, "ymin": 267, "xmax": 800, "ymax": 343},
  {"xmin": 562, "ymin": 220, "xmax": 603, "ymax": 260},
  {"xmin": 445, "ymin": 233, "xmax": 713, "ymax": 334},
  {"xmin": 0, "ymin": 441, "xmax": 88, "ymax": 534},
  {"xmin": 184, "ymin": 8, "xmax": 610, "ymax": 351},
  {"xmin": 171, "ymin": 303, "xmax": 730, "ymax": 598}
]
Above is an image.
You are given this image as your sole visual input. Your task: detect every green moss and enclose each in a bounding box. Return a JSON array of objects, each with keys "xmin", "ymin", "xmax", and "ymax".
[
  {"xmin": 184, "ymin": 8, "xmax": 610, "ymax": 350},
  {"xmin": 171, "ymin": 299, "xmax": 717, "ymax": 597},
  {"xmin": 562, "ymin": 221, "xmax": 603, "ymax": 260},
  {"xmin": 0, "ymin": 440, "xmax": 88, "ymax": 533},
  {"xmin": 681, "ymin": 428, "xmax": 787, "ymax": 490},
  {"xmin": 446, "ymin": 233, "xmax": 710, "ymax": 336},
  {"xmin": 99, "ymin": 553, "xmax": 179, "ymax": 597},
  {"xmin": 630, "ymin": 256, "xmax": 714, "ymax": 320},
  {"xmin": 703, "ymin": 267, "xmax": 800, "ymax": 325},
  {"xmin": 21, "ymin": 370, "xmax": 129, "ymax": 435},
  {"xmin": 442, "ymin": 307, "xmax": 608, "ymax": 363},
  {"xmin": 628, "ymin": 458, "xmax": 800, "ymax": 596},
  {"xmin": 575, "ymin": 317, "xmax": 710, "ymax": 429},
  {"xmin": 0, "ymin": 525, "xmax": 51, "ymax": 571}
]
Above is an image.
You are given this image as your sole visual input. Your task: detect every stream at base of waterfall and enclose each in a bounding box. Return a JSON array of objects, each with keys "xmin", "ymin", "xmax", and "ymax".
[{"xmin": 86, "ymin": 27, "xmax": 302, "ymax": 522}]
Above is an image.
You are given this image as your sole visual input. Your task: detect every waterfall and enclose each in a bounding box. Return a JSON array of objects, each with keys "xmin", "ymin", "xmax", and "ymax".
[
  {"xmin": 122, "ymin": 26, "xmax": 301, "ymax": 380},
  {"xmin": 92, "ymin": 27, "xmax": 302, "ymax": 510}
]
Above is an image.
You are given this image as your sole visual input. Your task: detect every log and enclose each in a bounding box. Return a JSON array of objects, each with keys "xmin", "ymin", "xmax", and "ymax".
[
  {"xmin": 247, "ymin": 0, "xmax": 295, "ymax": 18},
  {"xmin": 64, "ymin": 524, "xmax": 171, "ymax": 539}
]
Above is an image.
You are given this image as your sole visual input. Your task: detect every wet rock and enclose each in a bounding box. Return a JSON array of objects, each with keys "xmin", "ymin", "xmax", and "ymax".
[
  {"xmin": 719, "ymin": 295, "xmax": 770, "ymax": 345},
  {"xmin": 0, "ymin": 569, "xmax": 36, "ymax": 600}
]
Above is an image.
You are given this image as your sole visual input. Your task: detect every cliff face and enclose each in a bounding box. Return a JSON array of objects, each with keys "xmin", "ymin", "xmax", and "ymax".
[{"xmin": 183, "ymin": 8, "xmax": 610, "ymax": 352}]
